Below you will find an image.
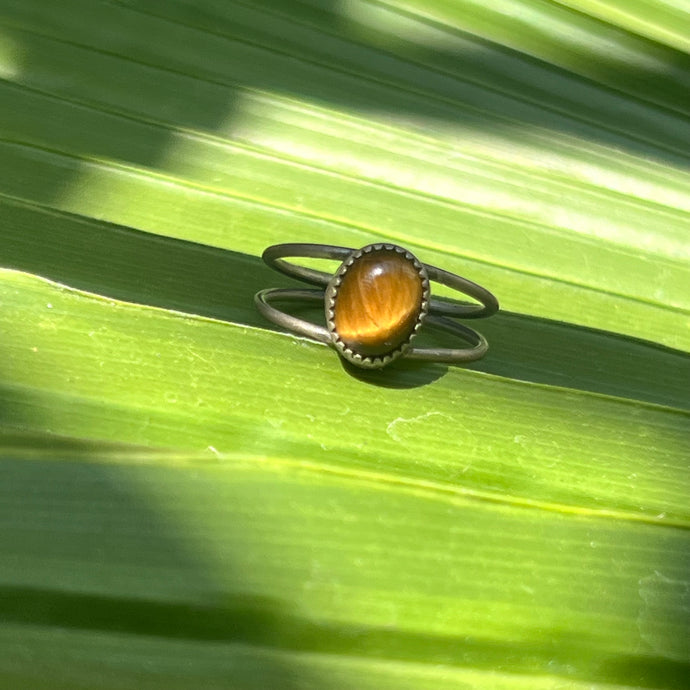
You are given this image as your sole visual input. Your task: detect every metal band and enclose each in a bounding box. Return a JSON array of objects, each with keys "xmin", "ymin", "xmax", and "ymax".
[
  {"xmin": 254, "ymin": 288, "xmax": 489, "ymax": 363},
  {"xmin": 262, "ymin": 243, "xmax": 498, "ymax": 318}
]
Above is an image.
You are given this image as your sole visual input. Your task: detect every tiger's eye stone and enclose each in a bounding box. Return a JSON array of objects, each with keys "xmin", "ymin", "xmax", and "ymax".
[{"xmin": 332, "ymin": 248, "xmax": 424, "ymax": 357}]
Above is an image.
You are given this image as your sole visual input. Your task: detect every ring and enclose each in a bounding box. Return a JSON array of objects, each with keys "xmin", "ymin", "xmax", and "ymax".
[{"xmin": 255, "ymin": 243, "xmax": 498, "ymax": 369}]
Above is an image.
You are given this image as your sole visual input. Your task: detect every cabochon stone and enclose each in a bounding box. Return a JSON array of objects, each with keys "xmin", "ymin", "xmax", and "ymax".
[{"xmin": 333, "ymin": 248, "xmax": 424, "ymax": 356}]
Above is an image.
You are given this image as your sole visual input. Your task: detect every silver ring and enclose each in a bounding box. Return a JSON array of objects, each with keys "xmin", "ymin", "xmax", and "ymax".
[{"xmin": 255, "ymin": 243, "xmax": 498, "ymax": 369}]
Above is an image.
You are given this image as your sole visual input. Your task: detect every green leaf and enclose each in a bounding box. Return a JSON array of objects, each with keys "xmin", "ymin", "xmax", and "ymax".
[{"xmin": 1, "ymin": 1, "xmax": 689, "ymax": 688}]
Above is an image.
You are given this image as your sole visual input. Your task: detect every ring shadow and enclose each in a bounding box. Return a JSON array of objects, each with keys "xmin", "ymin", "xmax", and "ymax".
[{"xmin": 3, "ymin": 208, "xmax": 688, "ymax": 406}]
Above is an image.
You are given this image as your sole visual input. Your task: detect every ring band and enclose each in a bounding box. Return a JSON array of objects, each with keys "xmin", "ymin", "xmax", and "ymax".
[
  {"xmin": 255, "ymin": 288, "xmax": 489, "ymax": 363},
  {"xmin": 255, "ymin": 243, "xmax": 498, "ymax": 369},
  {"xmin": 262, "ymin": 243, "xmax": 498, "ymax": 319}
]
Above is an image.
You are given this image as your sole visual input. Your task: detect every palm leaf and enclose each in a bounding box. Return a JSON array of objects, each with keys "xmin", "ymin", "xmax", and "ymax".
[{"xmin": 1, "ymin": 1, "xmax": 688, "ymax": 688}]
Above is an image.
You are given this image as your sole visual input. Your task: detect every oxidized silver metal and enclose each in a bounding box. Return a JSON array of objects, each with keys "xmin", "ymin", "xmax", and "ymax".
[{"xmin": 255, "ymin": 242, "xmax": 498, "ymax": 368}]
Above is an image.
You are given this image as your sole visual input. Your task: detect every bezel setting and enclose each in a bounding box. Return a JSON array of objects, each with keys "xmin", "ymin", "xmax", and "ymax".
[{"xmin": 325, "ymin": 243, "xmax": 431, "ymax": 369}]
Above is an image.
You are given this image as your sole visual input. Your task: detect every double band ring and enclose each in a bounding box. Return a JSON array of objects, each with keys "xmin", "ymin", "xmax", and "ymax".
[{"xmin": 255, "ymin": 243, "xmax": 498, "ymax": 369}]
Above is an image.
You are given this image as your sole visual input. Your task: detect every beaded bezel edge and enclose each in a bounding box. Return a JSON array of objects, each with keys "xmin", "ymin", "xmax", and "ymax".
[{"xmin": 324, "ymin": 243, "xmax": 431, "ymax": 369}]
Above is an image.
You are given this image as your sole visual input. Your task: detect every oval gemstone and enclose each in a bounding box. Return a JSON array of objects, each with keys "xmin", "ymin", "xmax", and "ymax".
[{"xmin": 332, "ymin": 248, "xmax": 424, "ymax": 357}]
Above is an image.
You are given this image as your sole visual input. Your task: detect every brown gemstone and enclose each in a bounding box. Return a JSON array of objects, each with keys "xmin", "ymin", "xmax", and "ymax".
[{"xmin": 332, "ymin": 248, "xmax": 424, "ymax": 357}]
